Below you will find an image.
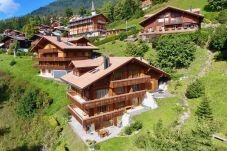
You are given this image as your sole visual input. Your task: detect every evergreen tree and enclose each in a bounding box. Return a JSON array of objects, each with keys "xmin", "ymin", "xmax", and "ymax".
[
  {"xmin": 196, "ymin": 97, "xmax": 213, "ymax": 122},
  {"xmin": 65, "ymin": 8, "xmax": 73, "ymax": 18}
]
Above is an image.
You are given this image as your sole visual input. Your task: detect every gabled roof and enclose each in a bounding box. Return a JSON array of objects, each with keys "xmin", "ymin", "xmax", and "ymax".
[
  {"xmin": 61, "ymin": 57, "xmax": 169, "ymax": 90},
  {"xmin": 70, "ymin": 57, "xmax": 103, "ymax": 69},
  {"xmin": 31, "ymin": 36, "xmax": 99, "ymax": 52},
  {"xmin": 140, "ymin": 6, "xmax": 204, "ymax": 26}
]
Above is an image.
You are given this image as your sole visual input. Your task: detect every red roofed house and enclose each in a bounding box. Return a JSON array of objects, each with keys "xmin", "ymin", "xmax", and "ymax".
[
  {"xmin": 61, "ymin": 56, "xmax": 169, "ymax": 132},
  {"xmin": 139, "ymin": 6, "xmax": 204, "ymax": 40},
  {"xmin": 31, "ymin": 36, "xmax": 98, "ymax": 78},
  {"xmin": 68, "ymin": 1, "xmax": 109, "ymax": 37}
]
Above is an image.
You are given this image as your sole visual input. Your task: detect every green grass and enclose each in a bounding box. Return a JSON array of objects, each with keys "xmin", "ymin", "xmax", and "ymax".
[
  {"xmin": 98, "ymin": 40, "xmax": 127, "ymax": 56},
  {"xmin": 109, "ymin": 0, "xmax": 218, "ymax": 30},
  {"xmin": 99, "ymin": 98, "xmax": 180, "ymax": 151},
  {"xmin": 99, "ymin": 48, "xmax": 210, "ymax": 151},
  {"xmin": 0, "ymin": 54, "xmax": 86, "ymax": 150}
]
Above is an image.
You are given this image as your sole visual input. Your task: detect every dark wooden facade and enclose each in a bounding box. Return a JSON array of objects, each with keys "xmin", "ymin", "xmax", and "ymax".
[
  {"xmin": 31, "ymin": 36, "xmax": 97, "ymax": 77},
  {"xmin": 66, "ymin": 59, "xmax": 168, "ymax": 131},
  {"xmin": 68, "ymin": 14, "xmax": 109, "ymax": 37},
  {"xmin": 140, "ymin": 6, "xmax": 204, "ymax": 40}
]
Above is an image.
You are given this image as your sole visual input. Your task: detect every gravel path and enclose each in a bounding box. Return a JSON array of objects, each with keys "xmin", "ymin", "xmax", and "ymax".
[{"xmin": 176, "ymin": 49, "xmax": 213, "ymax": 129}]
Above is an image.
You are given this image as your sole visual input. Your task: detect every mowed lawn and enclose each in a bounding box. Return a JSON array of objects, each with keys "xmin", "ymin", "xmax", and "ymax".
[{"xmin": 0, "ymin": 54, "xmax": 87, "ymax": 151}]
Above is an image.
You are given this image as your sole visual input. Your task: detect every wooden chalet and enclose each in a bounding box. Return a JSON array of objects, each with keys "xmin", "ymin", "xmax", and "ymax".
[
  {"xmin": 139, "ymin": 6, "xmax": 204, "ymax": 40},
  {"xmin": 1, "ymin": 35, "xmax": 31, "ymax": 51},
  {"xmin": 31, "ymin": 36, "xmax": 98, "ymax": 78},
  {"xmin": 68, "ymin": 1, "xmax": 109, "ymax": 37},
  {"xmin": 61, "ymin": 57, "xmax": 169, "ymax": 131}
]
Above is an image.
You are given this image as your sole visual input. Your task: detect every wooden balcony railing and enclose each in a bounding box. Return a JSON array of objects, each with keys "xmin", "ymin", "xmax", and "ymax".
[
  {"xmin": 68, "ymin": 90, "xmax": 147, "ymax": 109},
  {"xmin": 38, "ymin": 48, "xmax": 59, "ymax": 54},
  {"xmin": 32, "ymin": 57, "xmax": 75, "ymax": 62},
  {"xmin": 164, "ymin": 20, "xmax": 183, "ymax": 25},
  {"xmin": 68, "ymin": 105, "xmax": 84, "ymax": 125},
  {"xmin": 34, "ymin": 64, "xmax": 72, "ymax": 70},
  {"xmin": 68, "ymin": 105, "xmax": 125, "ymax": 126},
  {"xmin": 110, "ymin": 76, "xmax": 151, "ymax": 88}
]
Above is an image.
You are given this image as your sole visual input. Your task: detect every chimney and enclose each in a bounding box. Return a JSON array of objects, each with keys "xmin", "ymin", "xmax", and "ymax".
[
  {"xmin": 57, "ymin": 35, "xmax": 61, "ymax": 42},
  {"xmin": 103, "ymin": 56, "xmax": 110, "ymax": 69}
]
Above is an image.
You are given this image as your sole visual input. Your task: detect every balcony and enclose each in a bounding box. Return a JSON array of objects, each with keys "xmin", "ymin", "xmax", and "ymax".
[
  {"xmin": 38, "ymin": 48, "xmax": 59, "ymax": 54},
  {"xmin": 110, "ymin": 76, "xmax": 151, "ymax": 88},
  {"xmin": 140, "ymin": 27, "xmax": 198, "ymax": 36},
  {"xmin": 34, "ymin": 64, "xmax": 72, "ymax": 70},
  {"xmin": 68, "ymin": 105, "xmax": 125, "ymax": 125},
  {"xmin": 68, "ymin": 90, "xmax": 147, "ymax": 109},
  {"xmin": 164, "ymin": 19, "xmax": 183, "ymax": 25},
  {"xmin": 32, "ymin": 57, "xmax": 76, "ymax": 62}
]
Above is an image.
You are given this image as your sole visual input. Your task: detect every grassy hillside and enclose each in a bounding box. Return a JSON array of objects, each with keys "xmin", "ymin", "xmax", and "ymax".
[
  {"xmin": 0, "ymin": 55, "xmax": 87, "ymax": 151},
  {"xmin": 110, "ymin": 0, "xmax": 218, "ymax": 30}
]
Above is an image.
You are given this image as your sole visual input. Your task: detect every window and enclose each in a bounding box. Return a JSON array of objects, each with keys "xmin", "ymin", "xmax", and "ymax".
[
  {"xmin": 114, "ymin": 71, "xmax": 123, "ymax": 80},
  {"xmin": 96, "ymin": 89, "xmax": 108, "ymax": 99},
  {"xmin": 115, "ymin": 87, "xmax": 124, "ymax": 95},
  {"xmin": 132, "ymin": 70, "xmax": 140, "ymax": 78},
  {"xmin": 132, "ymin": 84, "xmax": 140, "ymax": 92},
  {"xmin": 164, "ymin": 18, "xmax": 169, "ymax": 22},
  {"xmin": 158, "ymin": 18, "xmax": 164, "ymax": 23}
]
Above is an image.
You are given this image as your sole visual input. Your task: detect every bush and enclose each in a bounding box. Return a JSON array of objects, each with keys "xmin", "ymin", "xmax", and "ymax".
[
  {"xmin": 209, "ymin": 25, "xmax": 227, "ymax": 51},
  {"xmin": 9, "ymin": 60, "xmax": 16, "ymax": 66},
  {"xmin": 124, "ymin": 126, "xmax": 133, "ymax": 135},
  {"xmin": 186, "ymin": 79, "xmax": 205, "ymax": 99},
  {"xmin": 94, "ymin": 144, "xmax": 101, "ymax": 150},
  {"xmin": 119, "ymin": 32, "xmax": 128, "ymax": 41},
  {"xmin": 156, "ymin": 35, "xmax": 196, "ymax": 69},
  {"xmin": 218, "ymin": 9, "xmax": 227, "ymax": 24},
  {"xmin": 131, "ymin": 121, "xmax": 143, "ymax": 131},
  {"xmin": 125, "ymin": 43, "xmax": 149, "ymax": 57}
]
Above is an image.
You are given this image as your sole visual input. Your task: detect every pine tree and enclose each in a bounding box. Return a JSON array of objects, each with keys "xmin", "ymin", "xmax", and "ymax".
[{"xmin": 196, "ymin": 97, "xmax": 213, "ymax": 122}]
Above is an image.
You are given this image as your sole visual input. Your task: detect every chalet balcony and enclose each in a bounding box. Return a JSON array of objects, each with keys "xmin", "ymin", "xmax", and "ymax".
[
  {"xmin": 164, "ymin": 19, "xmax": 183, "ymax": 25},
  {"xmin": 38, "ymin": 48, "xmax": 59, "ymax": 54},
  {"xmin": 140, "ymin": 26, "xmax": 198, "ymax": 36},
  {"xmin": 32, "ymin": 57, "xmax": 75, "ymax": 62},
  {"xmin": 68, "ymin": 90, "xmax": 147, "ymax": 109},
  {"xmin": 110, "ymin": 75, "xmax": 151, "ymax": 88},
  {"xmin": 34, "ymin": 64, "xmax": 72, "ymax": 70},
  {"xmin": 68, "ymin": 105, "xmax": 125, "ymax": 125}
]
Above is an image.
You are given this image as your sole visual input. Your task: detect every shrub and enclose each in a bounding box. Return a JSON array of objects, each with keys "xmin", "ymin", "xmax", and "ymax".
[
  {"xmin": 94, "ymin": 144, "xmax": 101, "ymax": 150},
  {"xmin": 131, "ymin": 121, "xmax": 143, "ymax": 131},
  {"xmin": 186, "ymin": 79, "xmax": 205, "ymax": 99},
  {"xmin": 218, "ymin": 9, "xmax": 227, "ymax": 24},
  {"xmin": 156, "ymin": 35, "xmax": 196, "ymax": 69},
  {"xmin": 125, "ymin": 43, "xmax": 149, "ymax": 57},
  {"xmin": 209, "ymin": 25, "xmax": 227, "ymax": 51},
  {"xmin": 119, "ymin": 32, "xmax": 128, "ymax": 41},
  {"xmin": 124, "ymin": 126, "xmax": 133, "ymax": 135},
  {"xmin": 9, "ymin": 60, "xmax": 16, "ymax": 66}
]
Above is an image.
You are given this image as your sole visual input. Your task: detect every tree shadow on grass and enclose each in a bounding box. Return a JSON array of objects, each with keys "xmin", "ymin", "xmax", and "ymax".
[{"xmin": 7, "ymin": 145, "xmax": 43, "ymax": 151}]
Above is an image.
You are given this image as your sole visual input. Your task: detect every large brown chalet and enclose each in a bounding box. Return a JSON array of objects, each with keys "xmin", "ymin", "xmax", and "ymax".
[
  {"xmin": 31, "ymin": 36, "xmax": 98, "ymax": 78},
  {"xmin": 139, "ymin": 6, "xmax": 204, "ymax": 40},
  {"xmin": 68, "ymin": 1, "xmax": 109, "ymax": 37},
  {"xmin": 61, "ymin": 57, "xmax": 169, "ymax": 131}
]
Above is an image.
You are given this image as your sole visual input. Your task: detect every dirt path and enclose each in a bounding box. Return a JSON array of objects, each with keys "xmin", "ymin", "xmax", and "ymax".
[{"xmin": 176, "ymin": 49, "xmax": 213, "ymax": 129}]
